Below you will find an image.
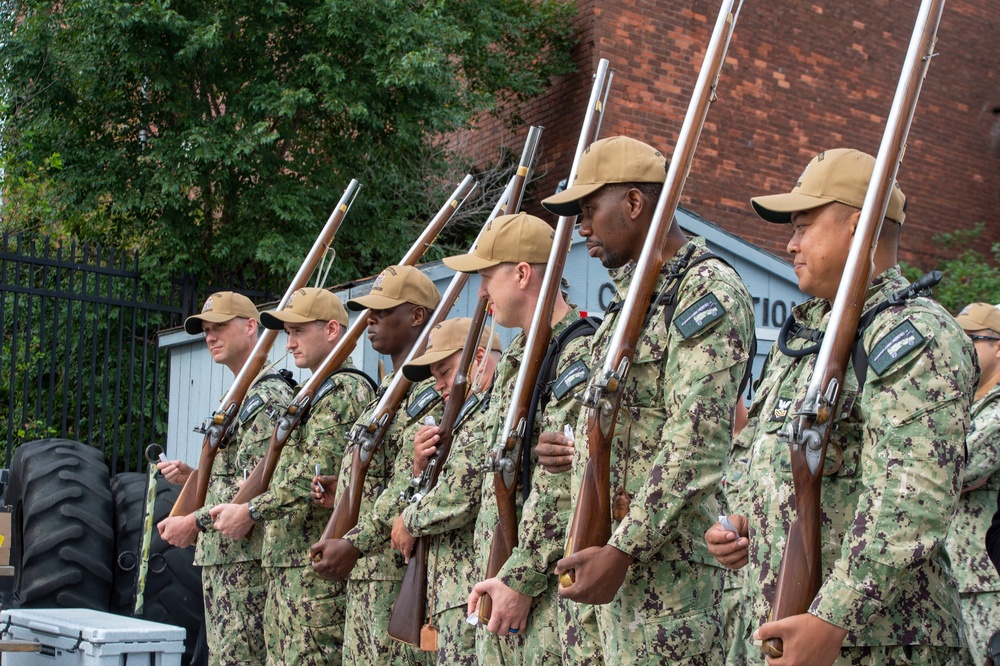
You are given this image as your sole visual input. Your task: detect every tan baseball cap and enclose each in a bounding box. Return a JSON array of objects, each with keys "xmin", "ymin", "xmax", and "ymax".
[
  {"xmin": 443, "ymin": 213, "xmax": 554, "ymax": 273},
  {"xmin": 541, "ymin": 136, "xmax": 667, "ymax": 217},
  {"xmin": 402, "ymin": 317, "xmax": 504, "ymax": 381},
  {"xmin": 751, "ymin": 149, "xmax": 907, "ymax": 225},
  {"xmin": 260, "ymin": 287, "xmax": 349, "ymax": 329},
  {"xmin": 956, "ymin": 303, "xmax": 1000, "ymax": 335},
  {"xmin": 184, "ymin": 291, "xmax": 259, "ymax": 334},
  {"xmin": 346, "ymin": 265, "xmax": 441, "ymax": 312}
]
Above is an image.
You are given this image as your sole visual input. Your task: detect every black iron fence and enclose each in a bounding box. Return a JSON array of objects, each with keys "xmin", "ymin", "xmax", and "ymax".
[{"xmin": 0, "ymin": 233, "xmax": 186, "ymax": 472}]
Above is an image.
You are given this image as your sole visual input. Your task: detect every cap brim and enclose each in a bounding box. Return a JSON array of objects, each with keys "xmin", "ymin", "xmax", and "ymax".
[
  {"xmin": 402, "ymin": 348, "xmax": 457, "ymax": 381},
  {"xmin": 259, "ymin": 310, "xmax": 318, "ymax": 330},
  {"xmin": 184, "ymin": 313, "xmax": 234, "ymax": 334},
  {"xmin": 750, "ymin": 193, "xmax": 835, "ymax": 224},
  {"xmin": 541, "ymin": 182, "xmax": 605, "ymax": 217},
  {"xmin": 442, "ymin": 253, "xmax": 500, "ymax": 274},
  {"xmin": 346, "ymin": 293, "xmax": 407, "ymax": 311}
]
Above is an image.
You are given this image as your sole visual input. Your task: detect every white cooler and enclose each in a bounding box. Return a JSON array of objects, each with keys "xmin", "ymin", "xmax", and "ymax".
[{"xmin": 0, "ymin": 609, "xmax": 185, "ymax": 666}]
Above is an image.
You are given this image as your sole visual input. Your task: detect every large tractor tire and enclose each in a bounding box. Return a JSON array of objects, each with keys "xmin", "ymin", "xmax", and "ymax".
[
  {"xmin": 110, "ymin": 470, "xmax": 206, "ymax": 666},
  {"xmin": 6, "ymin": 438, "xmax": 114, "ymax": 610}
]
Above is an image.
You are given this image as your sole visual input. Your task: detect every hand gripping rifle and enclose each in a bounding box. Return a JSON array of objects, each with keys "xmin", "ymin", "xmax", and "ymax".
[
  {"xmin": 476, "ymin": 59, "xmax": 615, "ymax": 624},
  {"xmin": 230, "ymin": 175, "xmax": 479, "ymax": 512},
  {"xmin": 761, "ymin": 0, "xmax": 945, "ymax": 657},
  {"xmin": 560, "ymin": 0, "xmax": 742, "ymax": 586},
  {"xmin": 168, "ymin": 179, "xmax": 362, "ymax": 519},
  {"xmin": 319, "ymin": 127, "xmax": 544, "ymax": 545}
]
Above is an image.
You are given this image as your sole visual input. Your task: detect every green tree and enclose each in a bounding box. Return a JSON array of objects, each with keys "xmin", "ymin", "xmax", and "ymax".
[
  {"xmin": 0, "ymin": 0, "xmax": 576, "ymax": 287},
  {"xmin": 901, "ymin": 223, "xmax": 1000, "ymax": 314}
]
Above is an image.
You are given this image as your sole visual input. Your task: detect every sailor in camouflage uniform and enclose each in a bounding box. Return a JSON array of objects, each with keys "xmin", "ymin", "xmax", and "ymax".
[
  {"xmin": 157, "ymin": 291, "xmax": 293, "ymax": 666},
  {"xmin": 445, "ymin": 212, "xmax": 599, "ymax": 666},
  {"xmin": 706, "ymin": 149, "xmax": 978, "ymax": 666},
  {"xmin": 947, "ymin": 303, "xmax": 1000, "ymax": 665},
  {"xmin": 390, "ymin": 317, "xmax": 502, "ymax": 665},
  {"xmin": 307, "ymin": 265, "xmax": 442, "ymax": 666},
  {"xmin": 537, "ymin": 137, "xmax": 754, "ymax": 665},
  {"xmin": 211, "ymin": 287, "xmax": 374, "ymax": 665}
]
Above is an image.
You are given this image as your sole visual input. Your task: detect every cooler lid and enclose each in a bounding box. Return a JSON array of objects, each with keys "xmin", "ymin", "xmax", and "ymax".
[{"xmin": 0, "ymin": 609, "xmax": 186, "ymax": 644}]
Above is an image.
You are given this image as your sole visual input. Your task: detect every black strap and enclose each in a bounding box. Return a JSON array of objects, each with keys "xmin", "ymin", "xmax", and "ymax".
[
  {"xmin": 520, "ymin": 316, "xmax": 601, "ymax": 501},
  {"xmin": 259, "ymin": 368, "xmax": 296, "ymax": 390},
  {"xmin": 776, "ymin": 270, "xmax": 942, "ymax": 388}
]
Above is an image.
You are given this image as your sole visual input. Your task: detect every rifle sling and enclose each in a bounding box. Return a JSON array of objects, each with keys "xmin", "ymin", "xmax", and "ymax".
[
  {"xmin": 519, "ymin": 316, "xmax": 602, "ymax": 501},
  {"xmin": 776, "ymin": 270, "xmax": 942, "ymax": 389}
]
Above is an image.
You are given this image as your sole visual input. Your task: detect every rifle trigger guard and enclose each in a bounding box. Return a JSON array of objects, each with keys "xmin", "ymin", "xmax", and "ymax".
[{"xmin": 823, "ymin": 443, "xmax": 844, "ymax": 477}]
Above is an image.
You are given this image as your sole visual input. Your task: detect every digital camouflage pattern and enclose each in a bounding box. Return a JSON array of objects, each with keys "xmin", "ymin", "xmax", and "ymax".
[
  {"xmin": 255, "ymin": 366, "xmax": 373, "ymax": 666},
  {"xmin": 731, "ymin": 267, "xmax": 978, "ymax": 663},
  {"xmin": 338, "ymin": 371, "xmax": 440, "ymax": 665},
  {"xmin": 472, "ymin": 309, "xmax": 599, "ymax": 665},
  {"xmin": 572, "ymin": 237, "xmax": 754, "ymax": 664},
  {"xmin": 264, "ymin": 563, "xmax": 346, "ymax": 666},
  {"xmin": 495, "ymin": 308, "xmax": 602, "ymax": 666},
  {"xmin": 202, "ymin": 560, "xmax": 267, "ymax": 666},
  {"xmin": 946, "ymin": 379, "xmax": 1000, "ymax": 665},
  {"xmin": 401, "ymin": 391, "xmax": 490, "ymax": 665},
  {"xmin": 471, "ymin": 329, "xmax": 530, "ymax": 666},
  {"xmin": 195, "ymin": 373, "xmax": 293, "ymax": 666},
  {"xmin": 722, "ymin": 398, "xmax": 755, "ymax": 666}
]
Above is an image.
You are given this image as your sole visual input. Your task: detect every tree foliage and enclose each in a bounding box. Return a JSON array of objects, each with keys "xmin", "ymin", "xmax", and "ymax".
[
  {"xmin": 901, "ymin": 223, "xmax": 1000, "ymax": 314},
  {"xmin": 1, "ymin": 0, "xmax": 576, "ymax": 288}
]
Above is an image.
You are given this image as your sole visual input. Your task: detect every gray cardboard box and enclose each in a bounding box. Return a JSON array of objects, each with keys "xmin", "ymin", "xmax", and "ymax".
[{"xmin": 0, "ymin": 608, "xmax": 185, "ymax": 666}]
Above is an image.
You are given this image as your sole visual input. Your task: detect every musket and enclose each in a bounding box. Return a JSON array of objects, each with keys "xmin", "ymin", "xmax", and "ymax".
[
  {"xmin": 561, "ymin": 0, "xmax": 742, "ymax": 586},
  {"xmin": 477, "ymin": 59, "xmax": 615, "ymax": 624},
  {"xmin": 231, "ymin": 175, "xmax": 479, "ymax": 510},
  {"xmin": 762, "ymin": 0, "xmax": 945, "ymax": 657},
  {"xmin": 168, "ymin": 179, "xmax": 362, "ymax": 518},
  {"xmin": 319, "ymin": 126, "xmax": 544, "ymax": 544}
]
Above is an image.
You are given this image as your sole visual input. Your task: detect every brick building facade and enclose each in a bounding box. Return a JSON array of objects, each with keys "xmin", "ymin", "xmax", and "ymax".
[{"xmin": 455, "ymin": 0, "xmax": 1000, "ymax": 270}]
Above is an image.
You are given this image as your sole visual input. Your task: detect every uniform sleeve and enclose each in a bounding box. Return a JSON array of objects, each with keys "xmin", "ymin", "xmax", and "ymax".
[
  {"xmin": 203, "ymin": 377, "xmax": 292, "ymax": 530},
  {"xmin": 808, "ymin": 313, "xmax": 975, "ymax": 633},
  {"xmin": 963, "ymin": 398, "xmax": 1000, "ymax": 487},
  {"xmin": 402, "ymin": 413, "xmax": 483, "ymax": 537},
  {"xmin": 608, "ymin": 274, "xmax": 754, "ymax": 562},
  {"xmin": 345, "ymin": 394, "xmax": 439, "ymax": 555},
  {"xmin": 346, "ymin": 419, "xmax": 414, "ymax": 554},
  {"xmin": 254, "ymin": 376, "xmax": 366, "ymax": 521},
  {"xmin": 498, "ymin": 335, "xmax": 589, "ymax": 597}
]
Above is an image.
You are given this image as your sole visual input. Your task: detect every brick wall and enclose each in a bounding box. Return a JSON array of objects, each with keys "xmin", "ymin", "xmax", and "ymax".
[{"xmin": 455, "ymin": 0, "xmax": 1000, "ymax": 271}]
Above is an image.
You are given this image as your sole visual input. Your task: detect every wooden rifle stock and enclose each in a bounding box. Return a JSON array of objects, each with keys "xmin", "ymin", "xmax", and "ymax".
[
  {"xmin": 388, "ymin": 297, "xmax": 490, "ymax": 646},
  {"xmin": 169, "ymin": 179, "xmax": 362, "ymax": 518},
  {"xmin": 562, "ymin": 0, "xmax": 741, "ymax": 585},
  {"xmin": 479, "ymin": 60, "xmax": 615, "ymax": 622},
  {"xmin": 320, "ymin": 129, "xmax": 543, "ymax": 545},
  {"xmin": 762, "ymin": 0, "xmax": 945, "ymax": 657},
  {"xmin": 231, "ymin": 175, "xmax": 479, "ymax": 516}
]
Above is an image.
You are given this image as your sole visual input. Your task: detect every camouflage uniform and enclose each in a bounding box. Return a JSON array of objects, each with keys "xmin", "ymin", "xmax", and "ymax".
[
  {"xmin": 338, "ymin": 371, "xmax": 441, "ymax": 666},
  {"xmin": 731, "ymin": 267, "xmax": 978, "ymax": 665},
  {"xmin": 400, "ymin": 391, "xmax": 491, "ymax": 666},
  {"xmin": 254, "ymin": 367, "xmax": 373, "ymax": 666},
  {"xmin": 194, "ymin": 373, "xmax": 293, "ymax": 666},
  {"xmin": 946, "ymin": 380, "xmax": 1000, "ymax": 665},
  {"xmin": 722, "ymin": 401, "xmax": 753, "ymax": 666},
  {"xmin": 572, "ymin": 237, "xmax": 754, "ymax": 664},
  {"xmin": 473, "ymin": 308, "xmax": 601, "ymax": 666}
]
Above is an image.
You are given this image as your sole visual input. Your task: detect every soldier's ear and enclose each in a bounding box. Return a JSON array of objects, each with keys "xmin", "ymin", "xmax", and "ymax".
[
  {"xmin": 410, "ymin": 305, "xmax": 428, "ymax": 328},
  {"xmin": 325, "ymin": 319, "xmax": 341, "ymax": 342}
]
